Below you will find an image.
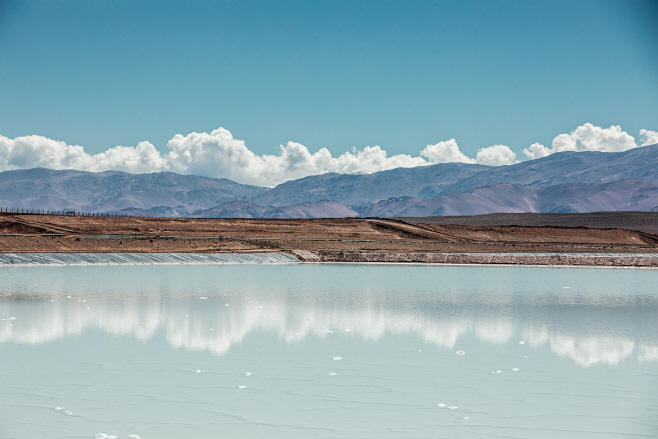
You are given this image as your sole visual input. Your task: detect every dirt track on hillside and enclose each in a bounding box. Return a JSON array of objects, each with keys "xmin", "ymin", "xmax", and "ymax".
[{"xmin": 1, "ymin": 213, "xmax": 657, "ymax": 254}]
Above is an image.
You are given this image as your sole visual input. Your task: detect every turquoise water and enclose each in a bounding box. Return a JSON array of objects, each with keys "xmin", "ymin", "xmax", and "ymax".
[{"xmin": 1, "ymin": 264, "xmax": 657, "ymax": 438}]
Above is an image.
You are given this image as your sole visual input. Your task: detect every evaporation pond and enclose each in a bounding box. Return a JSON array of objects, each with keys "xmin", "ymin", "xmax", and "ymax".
[{"xmin": 0, "ymin": 264, "xmax": 657, "ymax": 438}]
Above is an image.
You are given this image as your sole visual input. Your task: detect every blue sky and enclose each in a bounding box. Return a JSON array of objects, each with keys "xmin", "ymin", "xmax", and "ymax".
[{"xmin": 0, "ymin": 0, "xmax": 657, "ymax": 185}]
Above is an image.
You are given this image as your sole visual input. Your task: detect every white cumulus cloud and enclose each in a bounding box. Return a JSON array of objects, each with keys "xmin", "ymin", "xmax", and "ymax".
[
  {"xmin": 420, "ymin": 140, "xmax": 517, "ymax": 166},
  {"xmin": 0, "ymin": 135, "xmax": 168, "ymax": 175},
  {"xmin": 522, "ymin": 123, "xmax": 651, "ymax": 159},
  {"xmin": 165, "ymin": 128, "xmax": 428, "ymax": 186},
  {"xmin": 640, "ymin": 129, "xmax": 658, "ymax": 146},
  {"xmin": 421, "ymin": 139, "xmax": 475, "ymax": 164},
  {"xmin": 1, "ymin": 123, "xmax": 655, "ymax": 186},
  {"xmin": 522, "ymin": 143, "xmax": 552, "ymax": 160},
  {"xmin": 475, "ymin": 144, "xmax": 518, "ymax": 166},
  {"xmin": 0, "ymin": 129, "xmax": 431, "ymax": 187}
]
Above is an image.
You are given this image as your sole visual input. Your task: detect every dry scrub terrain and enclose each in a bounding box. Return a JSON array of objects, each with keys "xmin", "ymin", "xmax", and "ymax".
[
  {"xmin": 400, "ymin": 212, "xmax": 658, "ymax": 234},
  {"xmin": 1, "ymin": 213, "xmax": 657, "ymax": 254}
]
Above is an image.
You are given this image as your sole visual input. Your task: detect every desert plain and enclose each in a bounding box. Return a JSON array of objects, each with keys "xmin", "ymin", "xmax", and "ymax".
[{"xmin": 1, "ymin": 212, "xmax": 657, "ymax": 262}]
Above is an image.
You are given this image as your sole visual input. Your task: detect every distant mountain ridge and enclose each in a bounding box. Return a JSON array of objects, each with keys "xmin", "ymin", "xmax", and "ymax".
[
  {"xmin": 191, "ymin": 200, "xmax": 359, "ymax": 219},
  {"xmin": 0, "ymin": 168, "xmax": 268, "ymax": 216},
  {"xmin": 115, "ymin": 179, "xmax": 658, "ymax": 219},
  {"xmin": 253, "ymin": 143, "xmax": 658, "ymax": 207},
  {"xmin": 250, "ymin": 162, "xmax": 489, "ymax": 207},
  {"xmin": 357, "ymin": 179, "xmax": 658, "ymax": 217},
  {"xmin": 0, "ymin": 143, "xmax": 657, "ymax": 218}
]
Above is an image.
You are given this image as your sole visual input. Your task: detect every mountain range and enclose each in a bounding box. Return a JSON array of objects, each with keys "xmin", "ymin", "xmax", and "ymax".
[{"xmin": 1, "ymin": 143, "xmax": 657, "ymax": 218}]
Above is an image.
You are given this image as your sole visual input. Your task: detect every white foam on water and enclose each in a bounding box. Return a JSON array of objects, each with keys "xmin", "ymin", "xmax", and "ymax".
[
  {"xmin": 238, "ymin": 385, "xmax": 246, "ymax": 389},
  {"xmin": 512, "ymin": 368, "xmax": 519, "ymax": 371},
  {"xmin": 456, "ymin": 350, "xmax": 465, "ymax": 355},
  {"xmin": 245, "ymin": 372, "xmax": 251, "ymax": 376},
  {"xmin": 95, "ymin": 434, "xmax": 108, "ymax": 439},
  {"xmin": 437, "ymin": 403, "xmax": 446, "ymax": 407},
  {"xmin": 329, "ymin": 372, "xmax": 336, "ymax": 376},
  {"xmin": 563, "ymin": 286, "xmax": 571, "ymax": 289},
  {"xmin": 464, "ymin": 417, "xmax": 469, "ymax": 420},
  {"xmin": 519, "ymin": 341, "xmax": 525, "ymax": 344},
  {"xmin": 9, "ymin": 317, "xmax": 16, "ymax": 320},
  {"xmin": 195, "ymin": 370, "xmax": 202, "ymax": 373},
  {"xmin": 199, "ymin": 297, "xmax": 208, "ymax": 300},
  {"xmin": 55, "ymin": 407, "xmax": 62, "ymax": 410},
  {"xmin": 448, "ymin": 406, "xmax": 458, "ymax": 410},
  {"xmin": 333, "ymin": 357, "xmax": 342, "ymax": 360}
]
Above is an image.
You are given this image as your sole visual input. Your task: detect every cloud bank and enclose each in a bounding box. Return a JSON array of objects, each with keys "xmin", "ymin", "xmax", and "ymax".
[
  {"xmin": 522, "ymin": 124, "xmax": 658, "ymax": 160},
  {"xmin": 0, "ymin": 124, "xmax": 655, "ymax": 186}
]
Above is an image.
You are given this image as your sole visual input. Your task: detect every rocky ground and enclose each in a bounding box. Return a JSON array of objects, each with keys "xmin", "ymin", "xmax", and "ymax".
[{"xmin": 1, "ymin": 213, "xmax": 657, "ymax": 259}]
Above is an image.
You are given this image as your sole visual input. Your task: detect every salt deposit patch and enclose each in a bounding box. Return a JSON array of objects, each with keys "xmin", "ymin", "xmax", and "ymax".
[{"xmin": 0, "ymin": 252, "xmax": 300, "ymax": 266}]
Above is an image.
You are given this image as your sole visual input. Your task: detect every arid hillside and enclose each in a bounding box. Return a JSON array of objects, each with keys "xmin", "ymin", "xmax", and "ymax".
[{"xmin": 1, "ymin": 212, "xmax": 657, "ymax": 254}]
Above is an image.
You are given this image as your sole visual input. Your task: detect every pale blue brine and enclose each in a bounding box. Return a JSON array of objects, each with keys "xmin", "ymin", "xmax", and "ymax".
[{"xmin": 0, "ymin": 264, "xmax": 656, "ymax": 438}]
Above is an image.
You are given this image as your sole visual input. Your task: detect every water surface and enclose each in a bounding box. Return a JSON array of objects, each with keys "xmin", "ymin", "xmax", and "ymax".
[{"xmin": 1, "ymin": 264, "xmax": 656, "ymax": 438}]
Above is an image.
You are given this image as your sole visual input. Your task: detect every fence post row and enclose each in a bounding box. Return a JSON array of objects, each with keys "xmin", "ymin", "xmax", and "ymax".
[{"xmin": 0, "ymin": 207, "xmax": 136, "ymax": 217}]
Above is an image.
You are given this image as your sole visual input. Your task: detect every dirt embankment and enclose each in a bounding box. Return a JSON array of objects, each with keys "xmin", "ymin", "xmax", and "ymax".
[
  {"xmin": 315, "ymin": 251, "xmax": 658, "ymax": 267},
  {"xmin": 1, "ymin": 213, "xmax": 657, "ymax": 254},
  {"xmin": 400, "ymin": 212, "xmax": 658, "ymax": 235}
]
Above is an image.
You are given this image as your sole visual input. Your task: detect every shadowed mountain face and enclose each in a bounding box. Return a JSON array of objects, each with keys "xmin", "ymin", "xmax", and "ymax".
[
  {"xmin": 358, "ymin": 179, "xmax": 658, "ymax": 217},
  {"xmin": 0, "ymin": 144, "xmax": 657, "ymax": 218},
  {"xmin": 0, "ymin": 168, "xmax": 268, "ymax": 216},
  {"xmin": 250, "ymin": 162, "xmax": 490, "ymax": 207},
  {"xmin": 191, "ymin": 200, "xmax": 359, "ymax": 219}
]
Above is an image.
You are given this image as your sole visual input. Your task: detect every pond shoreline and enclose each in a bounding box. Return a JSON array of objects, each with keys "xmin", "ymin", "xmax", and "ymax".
[
  {"xmin": 293, "ymin": 250, "xmax": 658, "ymax": 267},
  {"xmin": 1, "ymin": 251, "xmax": 658, "ymax": 267}
]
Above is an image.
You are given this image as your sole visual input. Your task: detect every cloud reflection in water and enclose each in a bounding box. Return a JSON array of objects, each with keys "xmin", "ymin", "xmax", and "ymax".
[{"xmin": 1, "ymin": 293, "xmax": 656, "ymax": 368}]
